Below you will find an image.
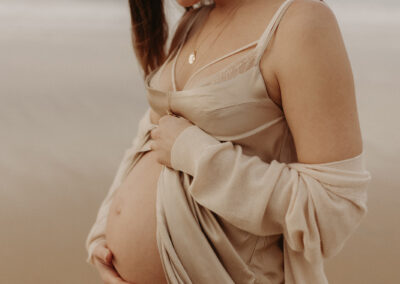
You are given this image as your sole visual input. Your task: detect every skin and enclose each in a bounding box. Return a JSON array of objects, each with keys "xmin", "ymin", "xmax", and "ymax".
[
  {"xmin": 151, "ymin": 0, "xmax": 363, "ymax": 165},
  {"xmin": 92, "ymin": 240, "xmax": 131, "ymax": 284},
  {"xmin": 95, "ymin": 0, "xmax": 363, "ymax": 282}
]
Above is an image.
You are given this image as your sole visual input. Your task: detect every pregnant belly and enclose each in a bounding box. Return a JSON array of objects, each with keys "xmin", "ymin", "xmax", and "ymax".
[{"xmin": 105, "ymin": 150, "xmax": 167, "ymax": 284}]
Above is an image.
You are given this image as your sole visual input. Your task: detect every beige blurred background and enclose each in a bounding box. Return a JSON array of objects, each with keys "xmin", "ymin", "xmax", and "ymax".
[{"xmin": 0, "ymin": 0, "xmax": 399, "ymax": 283}]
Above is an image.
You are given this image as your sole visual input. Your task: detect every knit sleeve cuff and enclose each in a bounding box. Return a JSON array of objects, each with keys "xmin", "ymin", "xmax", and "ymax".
[{"xmin": 170, "ymin": 125, "xmax": 220, "ymax": 176}]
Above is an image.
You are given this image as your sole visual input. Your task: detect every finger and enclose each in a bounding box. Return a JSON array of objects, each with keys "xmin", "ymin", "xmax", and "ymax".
[
  {"xmin": 95, "ymin": 259, "xmax": 130, "ymax": 284},
  {"xmin": 149, "ymin": 140, "xmax": 157, "ymax": 151},
  {"xmin": 93, "ymin": 245, "xmax": 112, "ymax": 265},
  {"xmin": 150, "ymin": 127, "xmax": 159, "ymax": 139},
  {"xmin": 102, "ymin": 263, "xmax": 130, "ymax": 284},
  {"xmin": 159, "ymin": 114, "xmax": 169, "ymax": 122}
]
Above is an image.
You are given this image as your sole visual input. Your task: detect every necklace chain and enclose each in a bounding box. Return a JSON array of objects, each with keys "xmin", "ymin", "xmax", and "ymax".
[{"xmin": 187, "ymin": 2, "xmax": 244, "ymax": 66}]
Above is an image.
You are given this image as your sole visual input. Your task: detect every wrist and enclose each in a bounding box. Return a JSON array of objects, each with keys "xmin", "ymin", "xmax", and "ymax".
[{"xmin": 170, "ymin": 125, "xmax": 220, "ymax": 175}]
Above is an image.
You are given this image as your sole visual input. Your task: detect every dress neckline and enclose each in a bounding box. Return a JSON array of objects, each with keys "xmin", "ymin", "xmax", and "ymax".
[
  {"xmin": 144, "ymin": 6, "xmax": 265, "ymax": 95},
  {"xmin": 171, "ymin": 25, "xmax": 260, "ymax": 92},
  {"xmin": 146, "ymin": 61, "xmax": 261, "ymax": 95},
  {"xmin": 144, "ymin": 0, "xmax": 294, "ymax": 104},
  {"xmin": 171, "ymin": 4, "xmax": 266, "ymax": 93}
]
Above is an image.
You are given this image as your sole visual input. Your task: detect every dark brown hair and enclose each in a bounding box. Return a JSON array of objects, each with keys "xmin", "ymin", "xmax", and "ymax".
[{"xmin": 128, "ymin": 1, "xmax": 200, "ymax": 79}]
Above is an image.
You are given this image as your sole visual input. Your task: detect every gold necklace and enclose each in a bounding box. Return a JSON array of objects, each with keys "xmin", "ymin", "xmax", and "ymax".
[{"xmin": 187, "ymin": 2, "xmax": 243, "ymax": 65}]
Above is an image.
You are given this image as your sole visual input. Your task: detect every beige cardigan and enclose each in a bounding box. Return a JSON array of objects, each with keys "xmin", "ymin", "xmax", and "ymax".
[{"xmin": 86, "ymin": 107, "xmax": 371, "ymax": 284}]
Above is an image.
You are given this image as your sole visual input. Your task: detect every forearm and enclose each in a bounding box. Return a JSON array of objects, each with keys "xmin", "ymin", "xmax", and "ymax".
[{"xmin": 170, "ymin": 125, "xmax": 371, "ymax": 263}]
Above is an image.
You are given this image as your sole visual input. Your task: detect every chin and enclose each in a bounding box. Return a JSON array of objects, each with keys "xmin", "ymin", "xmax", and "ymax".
[{"xmin": 176, "ymin": 0, "xmax": 201, "ymax": 8}]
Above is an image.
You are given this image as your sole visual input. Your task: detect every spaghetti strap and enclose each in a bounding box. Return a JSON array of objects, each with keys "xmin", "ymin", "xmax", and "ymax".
[
  {"xmin": 254, "ymin": 0, "xmax": 295, "ymax": 64},
  {"xmin": 173, "ymin": 0, "xmax": 296, "ymax": 91}
]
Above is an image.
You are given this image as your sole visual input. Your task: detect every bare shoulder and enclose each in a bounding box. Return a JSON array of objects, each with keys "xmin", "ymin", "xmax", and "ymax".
[
  {"xmin": 264, "ymin": 0, "xmax": 363, "ymax": 164},
  {"xmin": 269, "ymin": 0, "xmax": 351, "ymax": 93},
  {"xmin": 284, "ymin": 0, "xmax": 337, "ymax": 25},
  {"xmin": 258, "ymin": 0, "xmax": 344, "ymax": 108},
  {"xmin": 277, "ymin": 0, "xmax": 341, "ymax": 47}
]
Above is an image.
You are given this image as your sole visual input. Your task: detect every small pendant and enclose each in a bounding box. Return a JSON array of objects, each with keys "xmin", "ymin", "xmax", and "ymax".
[{"xmin": 188, "ymin": 50, "xmax": 196, "ymax": 64}]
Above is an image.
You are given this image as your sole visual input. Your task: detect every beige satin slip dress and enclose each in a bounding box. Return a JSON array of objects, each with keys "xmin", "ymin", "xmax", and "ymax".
[{"xmin": 86, "ymin": 0, "xmax": 372, "ymax": 283}]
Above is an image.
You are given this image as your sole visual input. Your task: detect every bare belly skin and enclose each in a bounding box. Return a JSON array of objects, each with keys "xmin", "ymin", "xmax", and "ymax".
[{"xmin": 105, "ymin": 150, "xmax": 168, "ymax": 284}]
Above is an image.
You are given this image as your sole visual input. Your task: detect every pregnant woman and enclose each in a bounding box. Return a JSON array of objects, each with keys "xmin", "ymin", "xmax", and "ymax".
[{"xmin": 86, "ymin": 0, "xmax": 372, "ymax": 283}]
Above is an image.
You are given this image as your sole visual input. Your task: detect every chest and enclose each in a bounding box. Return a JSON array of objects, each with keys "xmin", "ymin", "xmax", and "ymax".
[{"xmin": 153, "ymin": 50, "xmax": 282, "ymax": 115}]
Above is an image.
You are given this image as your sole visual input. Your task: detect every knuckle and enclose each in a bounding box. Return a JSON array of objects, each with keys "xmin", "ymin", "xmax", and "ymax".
[
  {"xmin": 151, "ymin": 128, "xmax": 159, "ymax": 138},
  {"xmin": 160, "ymin": 115, "xmax": 169, "ymax": 122}
]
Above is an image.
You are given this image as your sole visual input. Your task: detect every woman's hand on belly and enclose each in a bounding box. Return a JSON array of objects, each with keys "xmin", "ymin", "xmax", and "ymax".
[
  {"xmin": 92, "ymin": 241, "xmax": 133, "ymax": 284},
  {"xmin": 149, "ymin": 114, "xmax": 194, "ymax": 168}
]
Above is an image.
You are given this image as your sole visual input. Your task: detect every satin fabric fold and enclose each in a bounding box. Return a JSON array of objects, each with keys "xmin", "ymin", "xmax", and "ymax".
[{"xmin": 85, "ymin": 107, "xmax": 371, "ymax": 283}]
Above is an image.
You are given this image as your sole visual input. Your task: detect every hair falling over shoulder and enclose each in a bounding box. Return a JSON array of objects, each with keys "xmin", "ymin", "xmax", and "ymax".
[{"xmin": 128, "ymin": 0, "xmax": 202, "ymax": 78}]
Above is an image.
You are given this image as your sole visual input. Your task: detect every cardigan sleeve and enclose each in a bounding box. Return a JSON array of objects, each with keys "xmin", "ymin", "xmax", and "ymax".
[
  {"xmin": 85, "ymin": 107, "xmax": 155, "ymax": 265},
  {"xmin": 170, "ymin": 124, "xmax": 372, "ymax": 263}
]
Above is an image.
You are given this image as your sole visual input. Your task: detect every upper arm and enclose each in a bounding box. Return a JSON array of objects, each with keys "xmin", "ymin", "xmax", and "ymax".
[{"xmin": 271, "ymin": 0, "xmax": 363, "ymax": 164}]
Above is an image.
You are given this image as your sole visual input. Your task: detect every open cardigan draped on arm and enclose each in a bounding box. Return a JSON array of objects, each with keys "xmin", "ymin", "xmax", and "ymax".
[
  {"xmin": 86, "ymin": 107, "xmax": 371, "ymax": 284},
  {"xmin": 170, "ymin": 124, "xmax": 370, "ymax": 264}
]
